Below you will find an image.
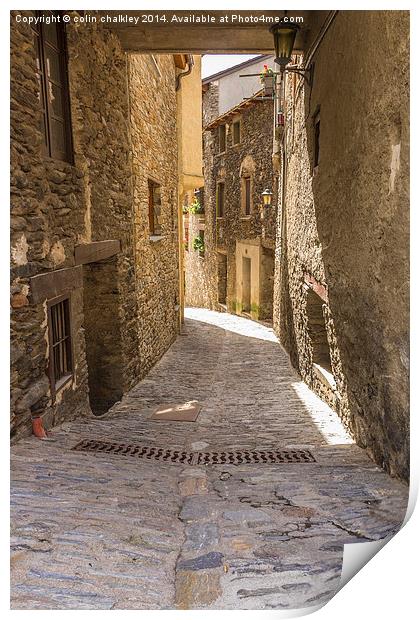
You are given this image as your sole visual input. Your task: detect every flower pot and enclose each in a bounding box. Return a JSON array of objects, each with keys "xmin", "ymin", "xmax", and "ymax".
[{"xmin": 262, "ymin": 75, "xmax": 275, "ymax": 97}]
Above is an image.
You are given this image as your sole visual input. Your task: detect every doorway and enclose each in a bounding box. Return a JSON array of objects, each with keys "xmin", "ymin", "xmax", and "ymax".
[
  {"xmin": 217, "ymin": 252, "xmax": 227, "ymax": 306},
  {"xmin": 242, "ymin": 256, "xmax": 251, "ymax": 313},
  {"xmin": 83, "ymin": 257, "xmax": 124, "ymax": 416}
]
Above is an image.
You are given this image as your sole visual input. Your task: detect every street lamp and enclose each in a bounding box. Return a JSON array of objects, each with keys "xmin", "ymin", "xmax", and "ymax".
[
  {"xmin": 262, "ymin": 189, "xmax": 273, "ymax": 207},
  {"xmin": 269, "ymin": 22, "xmax": 300, "ymax": 70},
  {"xmin": 269, "ymin": 21, "xmax": 312, "ymax": 85}
]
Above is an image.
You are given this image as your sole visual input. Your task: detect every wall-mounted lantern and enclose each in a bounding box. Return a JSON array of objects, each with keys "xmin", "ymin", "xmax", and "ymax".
[
  {"xmin": 269, "ymin": 21, "xmax": 312, "ymax": 85},
  {"xmin": 262, "ymin": 189, "xmax": 273, "ymax": 207},
  {"xmin": 269, "ymin": 22, "xmax": 300, "ymax": 70}
]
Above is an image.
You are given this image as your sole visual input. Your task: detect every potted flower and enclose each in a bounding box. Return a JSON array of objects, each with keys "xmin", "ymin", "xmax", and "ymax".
[{"xmin": 260, "ymin": 65, "xmax": 275, "ymax": 97}]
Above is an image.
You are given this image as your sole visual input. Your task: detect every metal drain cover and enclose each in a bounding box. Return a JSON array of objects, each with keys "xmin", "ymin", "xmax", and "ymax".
[{"xmin": 72, "ymin": 439, "xmax": 316, "ymax": 465}]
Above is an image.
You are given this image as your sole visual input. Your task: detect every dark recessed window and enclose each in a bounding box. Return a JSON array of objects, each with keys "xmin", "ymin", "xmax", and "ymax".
[
  {"xmin": 48, "ymin": 295, "xmax": 73, "ymax": 394},
  {"xmin": 148, "ymin": 180, "xmax": 162, "ymax": 236},
  {"xmin": 216, "ymin": 182, "xmax": 225, "ymax": 217},
  {"xmin": 244, "ymin": 177, "xmax": 251, "ymax": 216},
  {"xmin": 219, "ymin": 124, "xmax": 226, "ymax": 153},
  {"xmin": 232, "ymin": 121, "xmax": 241, "ymax": 145},
  {"xmin": 32, "ymin": 11, "xmax": 73, "ymax": 162},
  {"xmin": 314, "ymin": 113, "xmax": 320, "ymax": 169}
]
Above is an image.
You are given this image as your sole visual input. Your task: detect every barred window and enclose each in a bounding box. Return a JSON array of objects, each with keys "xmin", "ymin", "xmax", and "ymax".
[
  {"xmin": 32, "ymin": 11, "xmax": 73, "ymax": 162},
  {"xmin": 48, "ymin": 295, "xmax": 73, "ymax": 393}
]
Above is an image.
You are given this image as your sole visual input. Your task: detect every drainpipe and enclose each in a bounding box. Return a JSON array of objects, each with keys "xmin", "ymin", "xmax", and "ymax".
[
  {"xmin": 175, "ymin": 54, "xmax": 194, "ymax": 91},
  {"xmin": 175, "ymin": 54, "xmax": 195, "ymax": 328}
]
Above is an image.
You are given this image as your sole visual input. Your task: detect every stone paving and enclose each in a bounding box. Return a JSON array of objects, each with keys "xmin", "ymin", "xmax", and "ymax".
[{"xmin": 10, "ymin": 308, "xmax": 409, "ymax": 610}]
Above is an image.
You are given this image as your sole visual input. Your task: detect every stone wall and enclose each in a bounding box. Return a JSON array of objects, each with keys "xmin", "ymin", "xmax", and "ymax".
[
  {"xmin": 184, "ymin": 193, "xmax": 216, "ymax": 309},
  {"xmin": 129, "ymin": 54, "xmax": 180, "ymax": 376},
  {"xmin": 185, "ymin": 91, "xmax": 276, "ymax": 318},
  {"xmin": 274, "ymin": 11, "xmax": 409, "ymax": 479},
  {"xmin": 10, "ymin": 12, "xmax": 181, "ymax": 439}
]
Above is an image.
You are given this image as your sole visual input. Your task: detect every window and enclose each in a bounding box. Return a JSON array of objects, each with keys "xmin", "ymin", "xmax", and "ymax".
[
  {"xmin": 306, "ymin": 288, "xmax": 332, "ymax": 374},
  {"xmin": 232, "ymin": 120, "xmax": 241, "ymax": 145},
  {"xmin": 198, "ymin": 230, "xmax": 205, "ymax": 257},
  {"xmin": 48, "ymin": 295, "xmax": 73, "ymax": 394},
  {"xmin": 244, "ymin": 177, "xmax": 251, "ymax": 216},
  {"xmin": 314, "ymin": 112, "xmax": 320, "ymax": 170},
  {"xmin": 184, "ymin": 223, "xmax": 189, "ymax": 252},
  {"xmin": 216, "ymin": 182, "xmax": 225, "ymax": 218},
  {"xmin": 219, "ymin": 124, "xmax": 226, "ymax": 153},
  {"xmin": 241, "ymin": 176, "xmax": 252, "ymax": 216},
  {"xmin": 217, "ymin": 252, "xmax": 227, "ymax": 305},
  {"xmin": 32, "ymin": 11, "xmax": 73, "ymax": 162},
  {"xmin": 148, "ymin": 180, "xmax": 162, "ymax": 236}
]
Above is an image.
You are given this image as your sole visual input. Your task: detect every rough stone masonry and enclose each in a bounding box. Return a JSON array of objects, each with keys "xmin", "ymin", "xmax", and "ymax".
[{"xmin": 10, "ymin": 11, "xmax": 183, "ymax": 438}]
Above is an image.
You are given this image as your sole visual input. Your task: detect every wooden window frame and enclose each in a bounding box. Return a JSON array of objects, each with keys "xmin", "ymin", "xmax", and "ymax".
[
  {"xmin": 232, "ymin": 120, "xmax": 241, "ymax": 146},
  {"xmin": 47, "ymin": 293, "xmax": 74, "ymax": 399},
  {"xmin": 148, "ymin": 180, "xmax": 163, "ymax": 237},
  {"xmin": 219, "ymin": 124, "xmax": 226, "ymax": 153},
  {"xmin": 241, "ymin": 175, "xmax": 253, "ymax": 217},
  {"xmin": 216, "ymin": 181, "xmax": 225, "ymax": 218},
  {"xmin": 32, "ymin": 11, "xmax": 73, "ymax": 163}
]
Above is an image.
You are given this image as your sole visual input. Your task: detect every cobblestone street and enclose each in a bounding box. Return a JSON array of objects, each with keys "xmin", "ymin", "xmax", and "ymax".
[{"xmin": 10, "ymin": 309, "xmax": 408, "ymax": 610}]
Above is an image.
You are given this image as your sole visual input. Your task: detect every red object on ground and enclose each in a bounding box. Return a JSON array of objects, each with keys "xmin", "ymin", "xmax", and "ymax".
[{"xmin": 32, "ymin": 417, "xmax": 48, "ymax": 439}]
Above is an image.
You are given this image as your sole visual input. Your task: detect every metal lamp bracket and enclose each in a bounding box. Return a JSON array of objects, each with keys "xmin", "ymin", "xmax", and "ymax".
[{"xmin": 283, "ymin": 64, "xmax": 313, "ymax": 87}]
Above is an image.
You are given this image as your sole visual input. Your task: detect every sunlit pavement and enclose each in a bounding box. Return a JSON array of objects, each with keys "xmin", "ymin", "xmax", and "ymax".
[{"xmin": 10, "ymin": 308, "xmax": 408, "ymax": 610}]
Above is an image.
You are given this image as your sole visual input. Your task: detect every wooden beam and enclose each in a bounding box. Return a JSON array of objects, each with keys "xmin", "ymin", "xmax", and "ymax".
[
  {"xmin": 30, "ymin": 266, "xmax": 83, "ymax": 304},
  {"xmin": 103, "ymin": 11, "xmax": 311, "ymax": 54},
  {"xmin": 74, "ymin": 240, "xmax": 121, "ymax": 265}
]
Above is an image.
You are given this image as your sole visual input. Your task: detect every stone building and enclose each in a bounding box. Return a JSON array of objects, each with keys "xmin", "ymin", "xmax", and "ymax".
[
  {"xmin": 184, "ymin": 57, "xmax": 277, "ymax": 321},
  {"xmin": 10, "ymin": 11, "xmax": 203, "ymax": 438},
  {"xmin": 273, "ymin": 11, "xmax": 409, "ymax": 479}
]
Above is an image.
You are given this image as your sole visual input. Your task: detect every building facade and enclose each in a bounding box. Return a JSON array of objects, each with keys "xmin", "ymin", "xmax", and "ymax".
[
  {"xmin": 273, "ymin": 11, "xmax": 409, "ymax": 479},
  {"xmin": 10, "ymin": 11, "xmax": 202, "ymax": 438},
  {"xmin": 185, "ymin": 58, "xmax": 277, "ymax": 321}
]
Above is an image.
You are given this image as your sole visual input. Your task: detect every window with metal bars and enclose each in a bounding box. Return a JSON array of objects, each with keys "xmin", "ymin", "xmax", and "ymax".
[
  {"xmin": 48, "ymin": 295, "xmax": 73, "ymax": 393},
  {"xmin": 32, "ymin": 11, "xmax": 73, "ymax": 162}
]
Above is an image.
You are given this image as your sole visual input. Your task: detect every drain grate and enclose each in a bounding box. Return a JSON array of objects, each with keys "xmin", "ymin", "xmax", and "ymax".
[
  {"xmin": 195, "ymin": 449, "xmax": 316, "ymax": 465},
  {"xmin": 72, "ymin": 440, "xmax": 194, "ymax": 464},
  {"xmin": 72, "ymin": 439, "xmax": 316, "ymax": 465}
]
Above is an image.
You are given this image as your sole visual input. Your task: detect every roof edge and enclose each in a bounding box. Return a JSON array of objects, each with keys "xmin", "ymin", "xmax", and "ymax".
[
  {"xmin": 202, "ymin": 54, "xmax": 274, "ymax": 84},
  {"xmin": 204, "ymin": 89, "xmax": 269, "ymax": 131}
]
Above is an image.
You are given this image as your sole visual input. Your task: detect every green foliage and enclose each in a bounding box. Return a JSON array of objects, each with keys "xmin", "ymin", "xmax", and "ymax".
[
  {"xmin": 188, "ymin": 198, "xmax": 204, "ymax": 214},
  {"xmin": 193, "ymin": 235, "xmax": 205, "ymax": 254}
]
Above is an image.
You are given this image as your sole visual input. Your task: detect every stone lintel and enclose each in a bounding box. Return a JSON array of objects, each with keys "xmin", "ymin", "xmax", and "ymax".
[
  {"xmin": 74, "ymin": 240, "xmax": 121, "ymax": 265},
  {"xmin": 30, "ymin": 266, "xmax": 83, "ymax": 304},
  {"xmin": 304, "ymin": 273, "xmax": 328, "ymax": 303}
]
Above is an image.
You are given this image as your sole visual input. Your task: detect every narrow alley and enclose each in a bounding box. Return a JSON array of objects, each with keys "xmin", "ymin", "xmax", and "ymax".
[{"xmin": 11, "ymin": 309, "xmax": 408, "ymax": 610}]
